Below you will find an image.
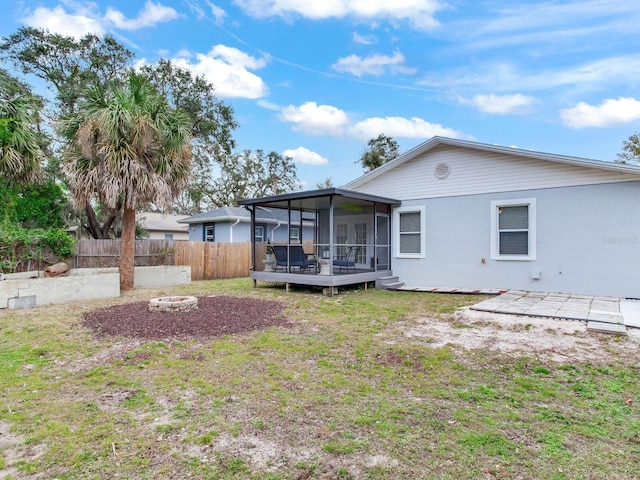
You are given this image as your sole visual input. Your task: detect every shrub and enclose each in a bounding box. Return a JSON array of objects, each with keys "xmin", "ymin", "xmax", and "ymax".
[{"xmin": 0, "ymin": 222, "xmax": 75, "ymax": 273}]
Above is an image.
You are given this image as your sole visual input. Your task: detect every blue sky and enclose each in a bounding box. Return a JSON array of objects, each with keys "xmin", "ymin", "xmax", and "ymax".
[{"xmin": 3, "ymin": 0, "xmax": 640, "ymax": 188}]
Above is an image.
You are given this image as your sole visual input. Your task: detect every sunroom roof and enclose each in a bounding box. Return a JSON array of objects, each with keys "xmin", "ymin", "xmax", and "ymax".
[{"xmin": 237, "ymin": 188, "xmax": 401, "ymax": 211}]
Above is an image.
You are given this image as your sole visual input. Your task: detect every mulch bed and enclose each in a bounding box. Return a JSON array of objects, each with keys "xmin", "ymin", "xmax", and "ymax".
[{"xmin": 83, "ymin": 296, "xmax": 289, "ymax": 340}]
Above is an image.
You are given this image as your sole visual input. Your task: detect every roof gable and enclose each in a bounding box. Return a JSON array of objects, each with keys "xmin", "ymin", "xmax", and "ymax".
[{"xmin": 344, "ymin": 137, "xmax": 640, "ymax": 199}]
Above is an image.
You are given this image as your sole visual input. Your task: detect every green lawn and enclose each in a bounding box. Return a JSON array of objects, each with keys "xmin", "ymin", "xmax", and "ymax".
[{"xmin": 1, "ymin": 279, "xmax": 638, "ymax": 479}]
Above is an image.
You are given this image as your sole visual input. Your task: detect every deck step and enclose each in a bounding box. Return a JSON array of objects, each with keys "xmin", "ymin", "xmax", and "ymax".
[{"xmin": 375, "ymin": 275, "xmax": 404, "ymax": 290}]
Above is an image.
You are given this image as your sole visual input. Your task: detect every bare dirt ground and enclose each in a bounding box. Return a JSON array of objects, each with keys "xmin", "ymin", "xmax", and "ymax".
[{"xmin": 397, "ymin": 306, "xmax": 639, "ymax": 363}]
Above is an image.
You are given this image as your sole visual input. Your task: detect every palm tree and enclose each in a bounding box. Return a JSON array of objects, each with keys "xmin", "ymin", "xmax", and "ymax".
[
  {"xmin": 60, "ymin": 73, "xmax": 192, "ymax": 291},
  {"xmin": 0, "ymin": 92, "xmax": 44, "ymax": 185}
]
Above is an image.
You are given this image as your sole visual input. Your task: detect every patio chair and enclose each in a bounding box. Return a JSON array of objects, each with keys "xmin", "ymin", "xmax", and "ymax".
[
  {"xmin": 333, "ymin": 246, "xmax": 360, "ymax": 273},
  {"xmin": 289, "ymin": 245, "xmax": 316, "ymax": 271},
  {"xmin": 271, "ymin": 245, "xmax": 288, "ymax": 271},
  {"xmin": 271, "ymin": 245, "xmax": 316, "ymax": 271}
]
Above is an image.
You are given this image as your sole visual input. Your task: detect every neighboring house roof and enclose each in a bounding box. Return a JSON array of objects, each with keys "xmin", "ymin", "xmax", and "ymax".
[
  {"xmin": 179, "ymin": 206, "xmax": 314, "ymax": 225},
  {"xmin": 137, "ymin": 212, "xmax": 189, "ymax": 233},
  {"xmin": 343, "ymin": 136, "xmax": 640, "ymax": 190}
]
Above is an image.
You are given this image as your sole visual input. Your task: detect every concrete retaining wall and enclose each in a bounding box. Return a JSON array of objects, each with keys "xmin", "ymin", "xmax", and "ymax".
[
  {"xmin": 133, "ymin": 265, "xmax": 191, "ymax": 288},
  {"xmin": 0, "ymin": 265, "xmax": 192, "ymax": 309}
]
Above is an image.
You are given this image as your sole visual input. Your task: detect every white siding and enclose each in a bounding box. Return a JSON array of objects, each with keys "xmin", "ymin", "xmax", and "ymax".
[{"xmin": 354, "ymin": 144, "xmax": 640, "ymax": 200}]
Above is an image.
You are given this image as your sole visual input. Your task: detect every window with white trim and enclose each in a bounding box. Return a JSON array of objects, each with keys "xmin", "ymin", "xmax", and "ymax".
[
  {"xmin": 289, "ymin": 227, "xmax": 300, "ymax": 242},
  {"xmin": 204, "ymin": 224, "xmax": 215, "ymax": 242},
  {"xmin": 254, "ymin": 225, "xmax": 265, "ymax": 243},
  {"xmin": 491, "ymin": 198, "xmax": 536, "ymax": 261},
  {"xmin": 394, "ymin": 206, "xmax": 425, "ymax": 258}
]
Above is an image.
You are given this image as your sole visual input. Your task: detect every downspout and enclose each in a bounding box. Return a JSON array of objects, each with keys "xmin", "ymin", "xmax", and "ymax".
[
  {"xmin": 270, "ymin": 221, "xmax": 282, "ymax": 241},
  {"xmin": 229, "ymin": 218, "xmax": 241, "ymax": 242}
]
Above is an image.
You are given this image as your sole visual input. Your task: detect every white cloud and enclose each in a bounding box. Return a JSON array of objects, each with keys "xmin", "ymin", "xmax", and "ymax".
[
  {"xmin": 205, "ymin": 1, "xmax": 227, "ymax": 23},
  {"xmin": 332, "ymin": 51, "xmax": 417, "ymax": 77},
  {"xmin": 279, "ymin": 102, "xmax": 349, "ymax": 136},
  {"xmin": 459, "ymin": 93, "xmax": 536, "ymax": 114},
  {"xmin": 257, "ymin": 100, "xmax": 281, "ymax": 111},
  {"xmin": 208, "ymin": 45, "xmax": 268, "ymax": 69},
  {"xmin": 283, "ymin": 147, "xmax": 329, "ymax": 165},
  {"xmin": 348, "ymin": 116, "xmax": 466, "ymax": 140},
  {"xmin": 22, "ymin": 2, "xmax": 180, "ymax": 38},
  {"xmin": 23, "ymin": 5, "xmax": 105, "ymax": 38},
  {"xmin": 175, "ymin": 48, "xmax": 192, "ymax": 58},
  {"xmin": 133, "ymin": 57, "xmax": 149, "ymax": 71},
  {"xmin": 172, "ymin": 46, "xmax": 268, "ymax": 99},
  {"xmin": 441, "ymin": 0, "xmax": 638, "ymax": 57},
  {"xmin": 473, "ymin": 1, "xmax": 638, "ymax": 38},
  {"xmin": 421, "ymin": 55, "xmax": 640, "ymax": 95},
  {"xmin": 279, "ymin": 103, "xmax": 467, "ymax": 140},
  {"xmin": 560, "ymin": 97, "xmax": 640, "ymax": 128},
  {"xmin": 105, "ymin": 1, "xmax": 179, "ymax": 30},
  {"xmin": 352, "ymin": 32, "xmax": 377, "ymax": 45},
  {"xmin": 234, "ymin": 0, "xmax": 444, "ymax": 29}
]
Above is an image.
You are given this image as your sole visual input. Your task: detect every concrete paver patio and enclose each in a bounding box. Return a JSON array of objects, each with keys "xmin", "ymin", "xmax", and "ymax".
[{"xmin": 470, "ymin": 290, "xmax": 640, "ymax": 337}]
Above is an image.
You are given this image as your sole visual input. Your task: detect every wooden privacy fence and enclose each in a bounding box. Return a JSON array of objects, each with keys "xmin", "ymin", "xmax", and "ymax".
[
  {"xmin": 74, "ymin": 239, "xmax": 251, "ymax": 281},
  {"xmin": 75, "ymin": 239, "xmax": 175, "ymax": 268},
  {"xmin": 174, "ymin": 241, "xmax": 251, "ymax": 281}
]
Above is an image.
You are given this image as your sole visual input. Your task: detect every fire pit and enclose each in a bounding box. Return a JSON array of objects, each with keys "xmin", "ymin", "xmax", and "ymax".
[{"xmin": 149, "ymin": 296, "xmax": 198, "ymax": 312}]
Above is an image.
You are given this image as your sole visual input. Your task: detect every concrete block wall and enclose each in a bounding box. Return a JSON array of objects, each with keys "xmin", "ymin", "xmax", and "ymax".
[
  {"xmin": 0, "ymin": 272, "xmax": 120, "ymax": 309},
  {"xmin": 134, "ymin": 265, "xmax": 191, "ymax": 288},
  {"xmin": 0, "ymin": 265, "xmax": 192, "ymax": 309}
]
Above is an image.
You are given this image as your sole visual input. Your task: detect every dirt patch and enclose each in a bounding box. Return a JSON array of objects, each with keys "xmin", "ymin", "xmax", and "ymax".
[
  {"xmin": 0, "ymin": 421, "xmax": 45, "ymax": 480},
  {"xmin": 96, "ymin": 388, "xmax": 138, "ymax": 411},
  {"xmin": 83, "ymin": 296, "xmax": 289, "ymax": 340},
  {"xmin": 399, "ymin": 307, "xmax": 639, "ymax": 363}
]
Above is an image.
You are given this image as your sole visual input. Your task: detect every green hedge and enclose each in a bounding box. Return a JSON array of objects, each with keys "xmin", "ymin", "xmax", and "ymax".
[{"xmin": 0, "ymin": 223, "xmax": 75, "ymax": 273}]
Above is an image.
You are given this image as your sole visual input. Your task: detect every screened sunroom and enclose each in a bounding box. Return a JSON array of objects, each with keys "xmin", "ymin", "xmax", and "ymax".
[{"xmin": 238, "ymin": 188, "xmax": 400, "ymax": 293}]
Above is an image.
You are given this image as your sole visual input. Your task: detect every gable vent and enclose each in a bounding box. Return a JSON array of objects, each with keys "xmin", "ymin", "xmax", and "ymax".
[{"xmin": 434, "ymin": 163, "xmax": 450, "ymax": 179}]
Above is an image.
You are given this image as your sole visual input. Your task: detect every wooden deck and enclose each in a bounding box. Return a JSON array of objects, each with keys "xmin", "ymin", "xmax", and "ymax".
[{"xmin": 251, "ymin": 268, "xmax": 392, "ymax": 291}]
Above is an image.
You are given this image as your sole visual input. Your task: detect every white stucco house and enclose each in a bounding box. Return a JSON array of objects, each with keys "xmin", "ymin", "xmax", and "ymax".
[
  {"xmin": 344, "ymin": 137, "xmax": 640, "ymax": 298},
  {"xmin": 239, "ymin": 137, "xmax": 640, "ymax": 298}
]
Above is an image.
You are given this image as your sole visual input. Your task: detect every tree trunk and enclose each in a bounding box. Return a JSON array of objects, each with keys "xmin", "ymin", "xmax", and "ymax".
[
  {"xmin": 84, "ymin": 203, "xmax": 122, "ymax": 239},
  {"xmin": 120, "ymin": 206, "xmax": 136, "ymax": 291},
  {"xmin": 84, "ymin": 203, "xmax": 105, "ymax": 239}
]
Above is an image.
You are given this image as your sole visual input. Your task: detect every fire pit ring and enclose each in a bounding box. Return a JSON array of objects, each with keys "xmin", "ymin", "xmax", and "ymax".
[{"xmin": 149, "ymin": 296, "xmax": 198, "ymax": 313}]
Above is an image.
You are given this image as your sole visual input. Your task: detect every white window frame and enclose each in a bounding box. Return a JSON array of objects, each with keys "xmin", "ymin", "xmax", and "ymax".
[
  {"xmin": 289, "ymin": 226, "xmax": 300, "ymax": 242},
  {"xmin": 254, "ymin": 225, "xmax": 265, "ymax": 243},
  {"xmin": 490, "ymin": 198, "xmax": 536, "ymax": 261},
  {"xmin": 204, "ymin": 224, "xmax": 215, "ymax": 242},
  {"xmin": 393, "ymin": 206, "xmax": 426, "ymax": 258}
]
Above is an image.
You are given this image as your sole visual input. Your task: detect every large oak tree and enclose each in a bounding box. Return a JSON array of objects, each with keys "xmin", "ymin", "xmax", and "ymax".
[{"xmin": 1, "ymin": 27, "xmax": 133, "ymax": 237}]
